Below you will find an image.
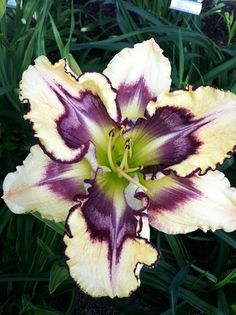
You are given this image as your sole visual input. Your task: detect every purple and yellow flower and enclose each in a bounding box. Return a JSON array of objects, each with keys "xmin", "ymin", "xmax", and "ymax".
[{"xmin": 3, "ymin": 39, "xmax": 236, "ymax": 298}]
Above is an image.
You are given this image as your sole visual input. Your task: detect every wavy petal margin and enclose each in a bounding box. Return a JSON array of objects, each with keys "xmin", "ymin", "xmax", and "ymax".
[
  {"xmin": 21, "ymin": 56, "xmax": 119, "ymax": 163},
  {"xmin": 103, "ymin": 39, "xmax": 171, "ymax": 121},
  {"xmin": 2, "ymin": 145, "xmax": 93, "ymax": 222},
  {"xmin": 147, "ymin": 86, "xmax": 236, "ymax": 176},
  {"xmin": 64, "ymin": 172, "xmax": 158, "ymax": 297},
  {"xmin": 139, "ymin": 170, "xmax": 236, "ymax": 234}
]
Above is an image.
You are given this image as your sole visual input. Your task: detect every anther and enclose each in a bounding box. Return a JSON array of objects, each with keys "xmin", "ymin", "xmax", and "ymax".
[
  {"xmin": 125, "ymin": 138, "xmax": 131, "ymax": 145},
  {"xmin": 107, "ymin": 130, "xmax": 117, "ymax": 172},
  {"xmin": 109, "ymin": 128, "xmax": 115, "ymax": 137},
  {"xmin": 120, "ymin": 125, "xmax": 125, "ymax": 133}
]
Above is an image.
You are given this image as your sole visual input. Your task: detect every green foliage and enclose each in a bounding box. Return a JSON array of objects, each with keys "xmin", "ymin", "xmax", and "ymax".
[
  {"xmin": 1, "ymin": 0, "xmax": 236, "ymax": 314},
  {"xmin": 0, "ymin": 0, "xmax": 6, "ymax": 20},
  {"xmin": 223, "ymin": 11, "xmax": 236, "ymax": 46},
  {"xmin": 49, "ymin": 262, "xmax": 70, "ymax": 294}
]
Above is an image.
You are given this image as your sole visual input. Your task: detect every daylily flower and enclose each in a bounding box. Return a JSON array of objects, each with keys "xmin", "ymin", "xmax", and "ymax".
[{"xmin": 3, "ymin": 39, "xmax": 236, "ymax": 298}]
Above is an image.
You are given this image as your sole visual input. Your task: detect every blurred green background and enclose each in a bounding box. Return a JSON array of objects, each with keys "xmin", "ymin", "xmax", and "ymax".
[{"xmin": 1, "ymin": 0, "xmax": 236, "ymax": 314}]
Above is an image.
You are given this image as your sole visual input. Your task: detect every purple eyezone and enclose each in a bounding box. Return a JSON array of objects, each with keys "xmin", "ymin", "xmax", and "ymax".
[
  {"xmin": 150, "ymin": 176, "xmax": 202, "ymax": 212},
  {"xmin": 49, "ymin": 83, "xmax": 116, "ymax": 149},
  {"xmin": 81, "ymin": 182, "xmax": 139, "ymax": 267},
  {"xmin": 117, "ymin": 77, "xmax": 153, "ymax": 118},
  {"xmin": 129, "ymin": 105, "xmax": 210, "ymax": 173},
  {"xmin": 39, "ymin": 161, "xmax": 86, "ymax": 201}
]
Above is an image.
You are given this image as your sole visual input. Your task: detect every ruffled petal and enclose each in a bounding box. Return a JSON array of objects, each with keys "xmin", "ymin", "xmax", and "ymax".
[
  {"xmin": 64, "ymin": 172, "xmax": 158, "ymax": 298},
  {"xmin": 146, "ymin": 86, "xmax": 236, "ymax": 176},
  {"xmin": 139, "ymin": 170, "xmax": 236, "ymax": 234},
  {"xmin": 21, "ymin": 56, "xmax": 119, "ymax": 163},
  {"xmin": 127, "ymin": 105, "xmax": 204, "ymax": 174},
  {"xmin": 103, "ymin": 39, "xmax": 171, "ymax": 121},
  {"xmin": 2, "ymin": 145, "xmax": 94, "ymax": 222}
]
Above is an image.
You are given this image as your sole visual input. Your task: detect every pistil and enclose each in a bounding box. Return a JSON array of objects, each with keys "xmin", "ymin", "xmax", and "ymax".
[
  {"xmin": 107, "ymin": 129, "xmax": 148, "ymax": 192},
  {"xmin": 116, "ymin": 167, "xmax": 148, "ymax": 192}
]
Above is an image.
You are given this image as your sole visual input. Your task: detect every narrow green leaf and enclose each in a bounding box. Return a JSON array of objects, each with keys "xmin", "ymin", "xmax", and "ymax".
[
  {"xmin": 0, "ymin": 273, "xmax": 49, "ymax": 282},
  {"xmin": 49, "ymin": 262, "xmax": 70, "ymax": 293},
  {"xmin": 0, "ymin": 0, "xmax": 6, "ymax": 20},
  {"xmin": 36, "ymin": 0, "xmax": 52, "ymax": 56},
  {"xmin": 64, "ymin": 0, "xmax": 75, "ymax": 55},
  {"xmin": 0, "ymin": 208, "xmax": 12, "ymax": 235},
  {"xmin": 190, "ymin": 264, "xmax": 217, "ymax": 283},
  {"xmin": 211, "ymin": 239, "xmax": 230, "ymax": 276},
  {"xmin": 214, "ymin": 230, "xmax": 236, "ymax": 249},
  {"xmin": 36, "ymin": 238, "xmax": 58, "ymax": 262},
  {"xmin": 217, "ymin": 290, "xmax": 229, "ymax": 315},
  {"xmin": 49, "ymin": 13, "xmax": 64, "ymax": 57},
  {"xmin": 198, "ymin": 58, "xmax": 236, "ymax": 84},
  {"xmin": 179, "ymin": 288, "xmax": 225, "ymax": 315},
  {"xmin": 165, "ymin": 235, "xmax": 188, "ymax": 267},
  {"xmin": 22, "ymin": 30, "xmax": 37, "ymax": 71},
  {"xmin": 0, "ymin": 84, "xmax": 15, "ymax": 96},
  {"xmin": 21, "ymin": 296, "xmax": 63, "ymax": 315},
  {"xmin": 32, "ymin": 212, "xmax": 64, "ymax": 235},
  {"xmin": 169, "ymin": 265, "xmax": 190, "ymax": 315},
  {"xmin": 215, "ymin": 268, "xmax": 236, "ymax": 289},
  {"xmin": 66, "ymin": 53, "xmax": 82, "ymax": 76},
  {"xmin": 161, "ymin": 301, "xmax": 193, "ymax": 315},
  {"xmin": 65, "ymin": 289, "xmax": 76, "ymax": 315}
]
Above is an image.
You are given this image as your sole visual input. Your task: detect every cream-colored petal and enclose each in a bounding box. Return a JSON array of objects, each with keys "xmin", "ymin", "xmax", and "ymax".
[
  {"xmin": 2, "ymin": 145, "xmax": 93, "ymax": 222},
  {"xmin": 140, "ymin": 170, "xmax": 236, "ymax": 234},
  {"xmin": 21, "ymin": 56, "xmax": 118, "ymax": 162},
  {"xmin": 103, "ymin": 39, "xmax": 171, "ymax": 120},
  {"xmin": 64, "ymin": 172, "xmax": 158, "ymax": 297},
  {"xmin": 147, "ymin": 86, "xmax": 236, "ymax": 176},
  {"xmin": 64, "ymin": 206, "xmax": 157, "ymax": 298}
]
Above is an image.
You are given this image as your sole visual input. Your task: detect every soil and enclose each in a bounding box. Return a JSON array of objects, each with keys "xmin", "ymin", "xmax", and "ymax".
[
  {"xmin": 75, "ymin": 290, "xmax": 123, "ymax": 315},
  {"xmin": 201, "ymin": 0, "xmax": 236, "ymax": 46},
  {"xmin": 74, "ymin": 287, "xmax": 160, "ymax": 315}
]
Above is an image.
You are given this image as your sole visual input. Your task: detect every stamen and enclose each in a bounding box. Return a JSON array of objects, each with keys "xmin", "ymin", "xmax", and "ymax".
[
  {"xmin": 107, "ymin": 128, "xmax": 145, "ymax": 190},
  {"xmin": 119, "ymin": 139, "xmax": 132, "ymax": 170},
  {"xmin": 108, "ymin": 129, "xmax": 117, "ymax": 173},
  {"xmin": 125, "ymin": 165, "xmax": 143, "ymax": 173},
  {"xmin": 119, "ymin": 145, "xmax": 129, "ymax": 170},
  {"xmin": 120, "ymin": 124, "xmax": 125, "ymax": 133},
  {"xmin": 128, "ymin": 139, "xmax": 133, "ymax": 159},
  {"xmin": 112, "ymin": 125, "xmax": 125, "ymax": 146},
  {"xmin": 108, "ymin": 128, "xmax": 115, "ymax": 137},
  {"xmin": 116, "ymin": 167, "xmax": 148, "ymax": 192}
]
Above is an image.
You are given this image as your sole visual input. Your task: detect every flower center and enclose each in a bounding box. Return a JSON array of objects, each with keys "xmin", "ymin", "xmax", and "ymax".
[{"xmin": 107, "ymin": 127, "xmax": 147, "ymax": 192}]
